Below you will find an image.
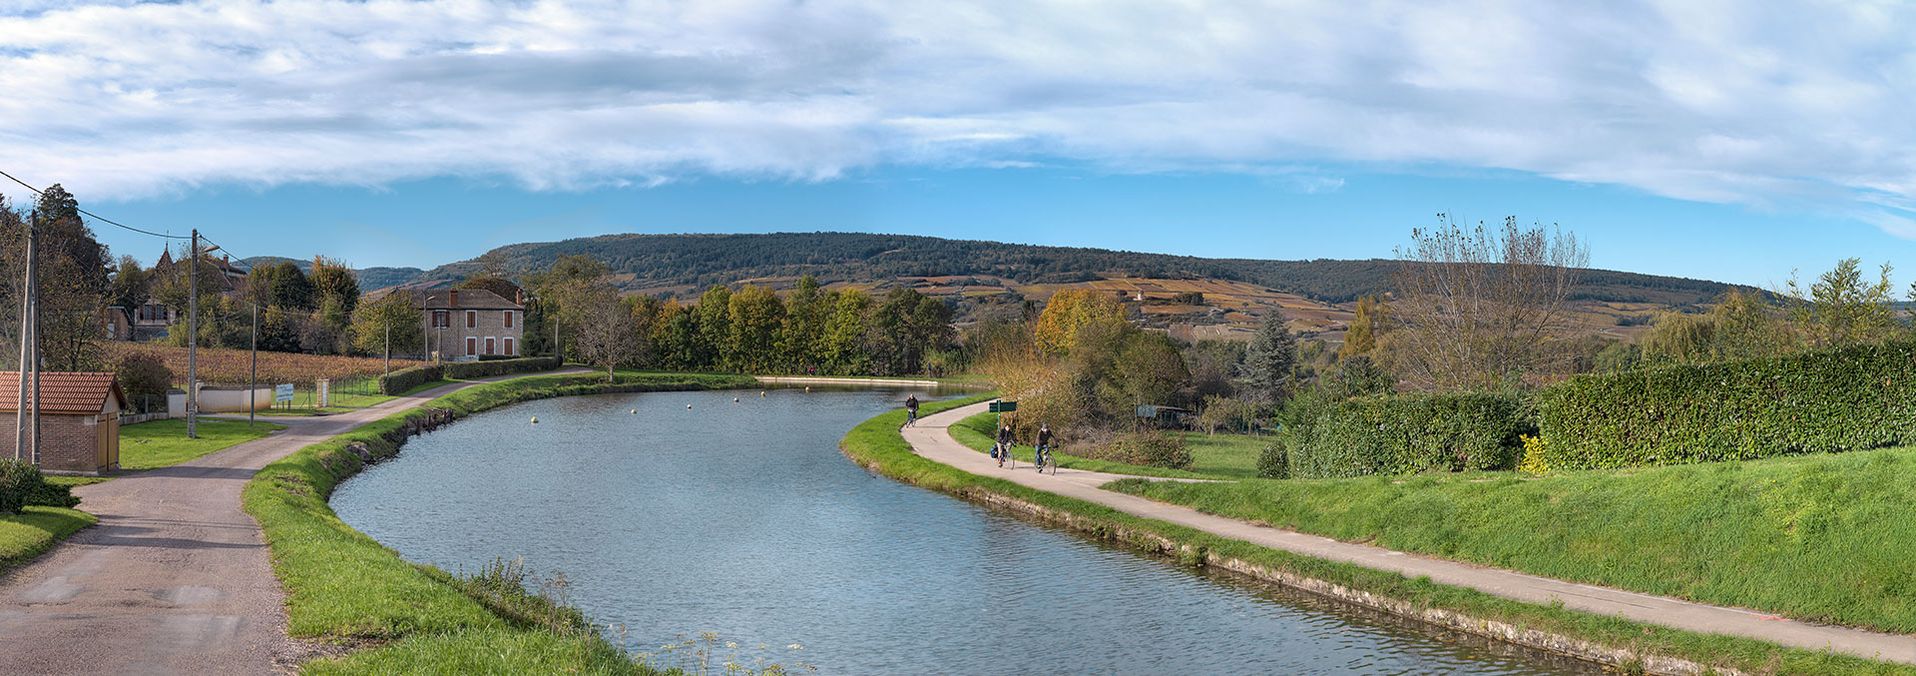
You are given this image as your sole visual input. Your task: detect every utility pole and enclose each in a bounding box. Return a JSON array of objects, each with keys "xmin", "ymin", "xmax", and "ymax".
[
  {"xmin": 12, "ymin": 224, "xmax": 33, "ymax": 461},
  {"xmin": 186, "ymin": 229, "xmax": 199, "ymax": 439},
  {"xmin": 248, "ymin": 292, "xmax": 258, "ymax": 428},
  {"xmin": 27, "ymin": 224, "xmax": 38, "ymax": 467},
  {"xmin": 383, "ymin": 318, "xmax": 391, "ymax": 375}
]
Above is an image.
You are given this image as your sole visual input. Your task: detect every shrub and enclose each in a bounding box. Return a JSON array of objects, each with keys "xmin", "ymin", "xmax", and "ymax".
[
  {"xmin": 441, "ymin": 357, "xmax": 562, "ymax": 380},
  {"xmin": 1517, "ymin": 435, "xmax": 1549, "ymax": 476},
  {"xmin": 1537, "ymin": 340, "xmax": 1916, "ymax": 470},
  {"xmin": 1283, "ymin": 391, "xmax": 1534, "ymax": 479},
  {"xmin": 378, "ymin": 364, "xmax": 444, "ymax": 395},
  {"xmin": 1103, "ymin": 431, "xmax": 1193, "ymax": 470},
  {"xmin": 115, "ymin": 352, "xmax": 173, "ymax": 414},
  {"xmin": 1256, "ymin": 441, "xmax": 1289, "ymax": 479},
  {"xmin": 0, "ymin": 460, "xmax": 73, "ymax": 513}
]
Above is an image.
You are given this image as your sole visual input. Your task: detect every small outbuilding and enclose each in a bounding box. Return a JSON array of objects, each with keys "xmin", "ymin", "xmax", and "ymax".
[{"xmin": 0, "ymin": 372, "xmax": 126, "ymax": 475}]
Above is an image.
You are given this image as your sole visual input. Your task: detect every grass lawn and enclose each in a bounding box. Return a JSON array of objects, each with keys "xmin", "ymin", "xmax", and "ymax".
[
  {"xmin": 0, "ymin": 506, "xmax": 96, "ymax": 572},
  {"xmin": 257, "ymin": 379, "xmax": 453, "ymax": 417},
  {"xmin": 1110, "ymin": 442, "xmax": 1916, "ymax": 636},
  {"xmin": 119, "ymin": 418, "xmax": 285, "ymax": 470},
  {"xmin": 951, "ymin": 411, "xmax": 1264, "ymax": 479}
]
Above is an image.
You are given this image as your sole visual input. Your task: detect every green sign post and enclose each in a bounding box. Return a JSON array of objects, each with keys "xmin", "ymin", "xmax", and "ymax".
[{"xmin": 988, "ymin": 400, "xmax": 1017, "ymax": 413}]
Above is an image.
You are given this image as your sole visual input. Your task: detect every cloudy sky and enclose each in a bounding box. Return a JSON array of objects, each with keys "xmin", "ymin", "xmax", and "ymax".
[{"xmin": 2, "ymin": 0, "xmax": 1913, "ymax": 286}]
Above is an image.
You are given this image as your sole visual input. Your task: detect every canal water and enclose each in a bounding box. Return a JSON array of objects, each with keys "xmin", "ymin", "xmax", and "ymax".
[{"xmin": 332, "ymin": 388, "xmax": 1593, "ymax": 675}]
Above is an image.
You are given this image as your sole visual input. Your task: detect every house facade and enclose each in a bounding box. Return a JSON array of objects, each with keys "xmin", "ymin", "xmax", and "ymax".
[
  {"xmin": 415, "ymin": 288, "xmax": 526, "ymax": 361},
  {"xmin": 0, "ymin": 372, "xmax": 126, "ymax": 475}
]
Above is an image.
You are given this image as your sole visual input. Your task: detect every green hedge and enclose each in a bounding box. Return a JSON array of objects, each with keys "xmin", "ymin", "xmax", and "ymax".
[
  {"xmin": 378, "ymin": 357, "xmax": 562, "ymax": 394},
  {"xmin": 1537, "ymin": 340, "xmax": 1916, "ymax": 470},
  {"xmin": 1285, "ymin": 392, "xmax": 1533, "ymax": 479}
]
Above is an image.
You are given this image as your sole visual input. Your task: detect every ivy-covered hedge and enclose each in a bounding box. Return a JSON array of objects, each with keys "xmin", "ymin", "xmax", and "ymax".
[
  {"xmin": 1537, "ymin": 340, "xmax": 1916, "ymax": 470},
  {"xmin": 377, "ymin": 357, "xmax": 562, "ymax": 395},
  {"xmin": 1285, "ymin": 392, "xmax": 1534, "ymax": 479}
]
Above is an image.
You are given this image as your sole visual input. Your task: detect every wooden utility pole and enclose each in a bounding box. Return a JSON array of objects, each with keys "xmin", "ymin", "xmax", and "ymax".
[
  {"xmin": 186, "ymin": 229, "xmax": 199, "ymax": 439},
  {"xmin": 13, "ymin": 223, "xmax": 33, "ymax": 461},
  {"xmin": 27, "ymin": 223, "xmax": 37, "ymax": 466},
  {"xmin": 248, "ymin": 291, "xmax": 258, "ymax": 428}
]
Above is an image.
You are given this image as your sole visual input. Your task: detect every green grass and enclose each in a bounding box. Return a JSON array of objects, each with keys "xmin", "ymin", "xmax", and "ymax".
[
  {"xmin": 119, "ymin": 418, "xmax": 285, "ymax": 470},
  {"xmin": 257, "ymin": 379, "xmax": 453, "ymax": 417},
  {"xmin": 244, "ymin": 370, "xmax": 752, "ymax": 674},
  {"xmin": 0, "ymin": 506, "xmax": 96, "ymax": 573},
  {"xmin": 1110, "ymin": 443, "xmax": 1916, "ymax": 637},
  {"xmin": 951, "ymin": 412, "xmax": 1263, "ymax": 479},
  {"xmin": 847, "ymin": 399, "xmax": 1910, "ymax": 674}
]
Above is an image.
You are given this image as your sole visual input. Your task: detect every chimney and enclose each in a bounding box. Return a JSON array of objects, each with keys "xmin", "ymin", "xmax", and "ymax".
[
  {"xmin": 448, "ymin": 289, "xmax": 459, "ymax": 306},
  {"xmin": 515, "ymin": 288, "xmax": 525, "ymax": 305}
]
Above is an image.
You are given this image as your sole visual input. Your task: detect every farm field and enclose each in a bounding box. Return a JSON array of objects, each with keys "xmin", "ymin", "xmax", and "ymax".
[{"xmin": 104, "ymin": 343, "xmax": 425, "ymax": 386}]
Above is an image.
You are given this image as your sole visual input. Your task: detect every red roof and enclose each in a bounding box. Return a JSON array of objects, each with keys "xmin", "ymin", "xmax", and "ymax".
[{"xmin": 0, "ymin": 372, "xmax": 126, "ymax": 414}]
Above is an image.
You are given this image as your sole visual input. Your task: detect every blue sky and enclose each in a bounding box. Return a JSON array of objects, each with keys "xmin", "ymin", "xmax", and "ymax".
[{"xmin": 5, "ymin": 1, "xmax": 1915, "ymax": 288}]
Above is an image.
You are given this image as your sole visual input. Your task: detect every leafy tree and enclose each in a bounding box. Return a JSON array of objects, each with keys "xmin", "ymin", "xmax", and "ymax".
[
  {"xmin": 651, "ymin": 301, "xmax": 701, "ymax": 371},
  {"xmin": 696, "ymin": 285, "xmax": 733, "ymax": 369},
  {"xmin": 1337, "ymin": 295, "xmax": 1383, "ymax": 360},
  {"xmin": 821, "ymin": 289, "xmax": 872, "ymax": 374},
  {"xmin": 524, "ymin": 254, "xmax": 609, "ymax": 358},
  {"xmin": 350, "ymin": 292, "xmax": 424, "ymax": 361},
  {"xmin": 251, "ymin": 261, "xmax": 314, "ymax": 311},
  {"xmin": 777, "ymin": 275, "xmax": 829, "ymax": 372},
  {"xmin": 1183, "ymin": 340, "xmax": 1244, "ymax": 401},
  {"xmin": 727, "ymin": 285, "xmax": 785, "ymax": 373},
  {"xmin": 1034, "ymin": 289, "xmax": 1124, "ymax": 355},
  {"xmin": 571, "ymin": 283, "xmax": 637, "ymax": 381},
  {"xmin": 110, "ymin": 255, "xmax": 150, "ymax": 311},
  {"xmin": 1787, "ymin": 258, "xmax": 1898, "ymax": 349},
  {"xmin": 17, "ymin": 185, "xmax": 112, "ymax": 370},
  {"xmin": 114, "ymin": 351, "xmax": 172, "ymax": 414},
  {"xmin": 1238, "ymin": 310, "xmax": 1299, "ymax": 405},
  {"xmin": 310, "ymin": 256, "xmax": 360, "ymax": 316}
]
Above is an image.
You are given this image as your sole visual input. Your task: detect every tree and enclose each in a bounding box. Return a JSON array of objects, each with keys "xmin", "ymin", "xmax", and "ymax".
[
  {"xmin": 1388, "ymin": 215, "xmax": 1588, "ymax": 390},
  {"xmin": 114, "ymin": 351, "xmax": 173, "ymax": 414},
  {"xmin": 1337, "ymin": 296, "xmax": 1383, "ymax": 360},
  {"xmin": 695, "ymin": 285, "xmax": 733, "ymax": 370},
  {"xmin": 310, "ymin": 257, "xmax": 359, "ymax": 315},
  {"xmin": 350, "ymin": 292, "xmax": 424, "ymax": 360},
  {"xmin": 727, "ymin": 285, "xmax": 785, "ymax": 373},
  {"xmin": 524, "ymin": 254, "xmax": 610, "ymax": 359},
  {"xmin": 110, "ymin": 255, "xmax": 150, "ymax": 311},
  {"xmin": 571, "ymin": 283, "xmax": 637, "ymax": 382},
  {"xmin": 651, "ymin": 301, "xmax": 700, "ymax": 370},
  {"xmin": 1033, "ymin": 289, "xmax": 1124, "ymax": 354},
  {"xmin": 1237, "ymin": 310, "xmax": 1298, "ymax": 405},
  {"xmin": 820, "ymin": 289, "xmax": 872, "ymax": 374},
  {"xmin": 1787, "ymin": 258, "xmax": 1897, "ymax": 349},
  {"xmin": 777, "ymin": 275, "xmax": 828, "ymax": 372},
  {"xmin": 251, "ymin": 261, "xmax": 314, "ymax": 311},
  {"xmin": 25, "ymin": 185, "xmax": 112, "ymax": 370}
]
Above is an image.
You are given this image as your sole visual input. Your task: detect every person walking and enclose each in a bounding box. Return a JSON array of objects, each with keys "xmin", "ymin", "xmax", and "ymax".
[
  {"xmin": 995, "ymin": 423, "xmax": 1015, "ymax": 468},
  {"xmin": 905, "ymin": 394, "xmax": 921, "ymax": 427}
]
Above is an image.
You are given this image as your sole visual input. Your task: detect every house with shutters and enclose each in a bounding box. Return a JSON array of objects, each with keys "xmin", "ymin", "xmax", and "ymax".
[{"xmin": 412, "ymin": 287, "xmax": 527, "ymax": 361}]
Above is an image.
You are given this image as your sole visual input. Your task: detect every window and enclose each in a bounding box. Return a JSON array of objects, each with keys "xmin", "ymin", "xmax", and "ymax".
[
  {"xmin": 504, "ymin": 337, "xmax": 515, "ymax": 356},
  {"xmin": 466, "ymin": 310, "xmax": 476, "ymax": 329},
  {"xmin": 504, "ymin": 311, "xmax": 514, "ymax": 328},
  {"xmin": 485, "ymin": 337, "xmax": 496, "ymax": 355},
  {"xmin": 433, "ymin": 310, "xmax": 449, "ymax": 328},
  {"xmin": 466, "ymin": 337, "xmax": 476, "ymax": 356}
]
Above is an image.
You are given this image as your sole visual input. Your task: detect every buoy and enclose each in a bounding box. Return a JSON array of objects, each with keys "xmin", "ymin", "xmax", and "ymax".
[
  {"xmin": 687, "ymin": 403, "xmax": 693, "ymax": 409},
  {"xmin": 805, "ymin": 386, "xmax": 812, "ymax": 393},
  {"xmin": 629, "ymin": 409, "xmax": 637, "ymax": 415},
  {"xmin": 530, "ymin": 416, "xmax": 538, "ymax": 424},
  {"xmin": 733, "ymin": 397, "xmax": 741, "ymax": 403},
  {"xmin": 760, "ymin": 391, "xmax": 766, "ymax": 398}
]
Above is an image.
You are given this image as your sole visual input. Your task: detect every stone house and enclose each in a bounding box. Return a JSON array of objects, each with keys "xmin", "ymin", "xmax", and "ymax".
[
  {"xmin": 0, "ymin": 372, "xmax": 126, "ymax": 475},
  {"xmin": 409, "ymin": 288, "xmax": 527, "ymax": 361}
]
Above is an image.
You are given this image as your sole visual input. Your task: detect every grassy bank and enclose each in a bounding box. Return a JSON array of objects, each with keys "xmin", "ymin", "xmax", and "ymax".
[
  {"xmin": 853, "ymin": 401, "xmax": 1909, "ymax": 674},
  {"xmin": 951, "ymin": 411, "xmax": 1263, "ymax": 479},
  {"xmin": 0, "ymin": 506, "xmax": 96, "ymax": 573},
  {"xmin": 1113, "ymin": 441, "xmax": 1916, "ymax": 636},
  {"xmin": 244, "ymin": 370, "xmax": 754, "ymax": 673},
  {"xmin": 120, "ymin": 418, "xmax": 286, "ymax": 470}
]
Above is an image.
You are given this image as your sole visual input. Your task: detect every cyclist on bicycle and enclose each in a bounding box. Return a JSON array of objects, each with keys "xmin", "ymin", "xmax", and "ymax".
[
  {"xmin": 905, "ymin": 394, "xmax": 920, "ymax": 427},
  {"xmin": 994, "ymin": 423, "xmax": 1015, "ymax": 467},
  {"xmin": 1035, "ymin": 423, "xmax": 1054, "ymax": 472}
]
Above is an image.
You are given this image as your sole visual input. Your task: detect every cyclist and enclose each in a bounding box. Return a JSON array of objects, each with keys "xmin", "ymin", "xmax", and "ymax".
[
  {"xmin": 1034, "ymin": 423, "xmax": 1054, "ymax": 473},
  {"xmin": 905, "ymin": 394, "xmax": 920, "ymax": 427},
  {"xmin": 994, "ymin": 423, "xmax": 1015, "ymax": 468}
]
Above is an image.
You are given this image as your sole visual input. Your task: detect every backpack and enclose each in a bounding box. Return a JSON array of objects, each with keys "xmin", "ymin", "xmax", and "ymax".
[{"xmin": 990, "ymin": 444, "xmax": 1000, "ymax": 459}]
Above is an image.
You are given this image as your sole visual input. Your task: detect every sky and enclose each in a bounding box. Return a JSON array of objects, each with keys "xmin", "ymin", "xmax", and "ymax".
[{"xmin": 2, "ymin": 0, "xmax": 1914, "ymax": 289}]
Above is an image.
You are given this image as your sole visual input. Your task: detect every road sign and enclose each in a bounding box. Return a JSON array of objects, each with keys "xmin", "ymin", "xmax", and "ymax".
[
  {"xmin": 274, "ymin": 383, "xmax": 294, "ymax": 404},
  {"xmin": 989, "ymin": 400, "xmax": 1017, "ymax": 413}
]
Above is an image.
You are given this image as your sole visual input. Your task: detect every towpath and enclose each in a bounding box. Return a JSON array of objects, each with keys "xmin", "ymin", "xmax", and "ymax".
[
  {"xmin": 0, "ymin": 370, "xmax": 582, "ymax": 675},
  {"xmin": 904, "ymin": 400, "xmax": 1916, "ymax": 666}
]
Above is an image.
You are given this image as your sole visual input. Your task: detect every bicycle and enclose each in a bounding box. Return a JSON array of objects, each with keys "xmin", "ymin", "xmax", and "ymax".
[{"xmin": 1034, "ymin": 444, "xmax": 1057, "ymax": 475}]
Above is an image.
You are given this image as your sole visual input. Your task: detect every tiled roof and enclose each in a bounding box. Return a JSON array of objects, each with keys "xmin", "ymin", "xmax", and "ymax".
[
  {"xmin": 418, "ymin": 288, "xmax": 523, "ymax": 310},
  {"xmin": 0, "ymin": 372, "xmax": 126, "ymax": 414}
]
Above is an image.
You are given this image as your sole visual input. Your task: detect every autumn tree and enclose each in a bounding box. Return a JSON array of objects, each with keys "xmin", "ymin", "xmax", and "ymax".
[
  {"xmin": 1337, "ymin": 296, "xmax": 1383, "ymax": 360},
  {"xmin": 727, "ymin": 285, "xmax": 785, "ymax": 373},
  {"xmin": 350, "ymin": 292, "xmax": 425, "ymax": 364},
  {"xmin": 696, "ymin": 285, "xmax": 733, "ymax": 369},
  {"xmin": 1033, "ymin": 289, "xmax": 1124, "ymax": 354},
  {"xmin": 571, "ymin": 283, "xmax": 636, "ymax": 382},
  {"xmin": 1388, "ymin": 215, "xmax": 1588, "ymax": 390}
]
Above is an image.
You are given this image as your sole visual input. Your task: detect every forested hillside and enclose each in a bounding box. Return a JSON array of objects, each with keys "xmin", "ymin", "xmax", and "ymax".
[{"xmin": 397, "ymin": 232, "xmax": 1739, "ymax": 306}]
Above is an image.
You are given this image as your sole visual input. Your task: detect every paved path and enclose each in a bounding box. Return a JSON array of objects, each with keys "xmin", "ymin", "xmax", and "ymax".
[
  {"xmin": 904, "ymin": 401, "xmax": 1916, "ymax": 666},
  {"xmin": 0, "ymin": 370, "xmax": 582, "ymax": 676}
]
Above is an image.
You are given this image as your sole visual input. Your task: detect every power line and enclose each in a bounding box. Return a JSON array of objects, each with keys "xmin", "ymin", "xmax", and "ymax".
[{"xmin": 0, "ymin": 169, "xmax": 190, "ymax": 240}]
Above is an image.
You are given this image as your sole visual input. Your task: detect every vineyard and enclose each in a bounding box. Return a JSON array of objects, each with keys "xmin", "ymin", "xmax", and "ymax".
[{"xmin": 103, "ymin": 343, "xmax": 426, "ymax": 386}]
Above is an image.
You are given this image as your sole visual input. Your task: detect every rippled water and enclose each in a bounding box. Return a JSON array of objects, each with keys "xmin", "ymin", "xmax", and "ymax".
[{"xmin": 332, "ymin": 388, "xmax": 1595, "ymax": 675}]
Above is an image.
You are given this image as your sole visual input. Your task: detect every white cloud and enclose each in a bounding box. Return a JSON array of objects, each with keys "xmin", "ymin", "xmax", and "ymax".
[{"xmin": 3, "ymin": 0, "xmax": 1916, "ymax": 234}]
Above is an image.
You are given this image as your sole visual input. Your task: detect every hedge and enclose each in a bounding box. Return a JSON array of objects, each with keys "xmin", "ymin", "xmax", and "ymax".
[
  {"xmin": 377, "ymin": 357, "xmax": 562, "ymax": 395},
  {"xmin": 1537, "ymin": 340, "xmax": 1916, "ymax": 470},
  {"xmin": 1284, "ymin": 392, "xmax": 1534, "ymax": 479}
]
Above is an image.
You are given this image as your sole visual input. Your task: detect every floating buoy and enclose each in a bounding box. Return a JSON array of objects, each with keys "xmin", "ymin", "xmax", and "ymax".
[
  {"xmin": 629, "ymin": 409, "xmax": 637, "ymax": 415},
  {"xmin": 733, "ymin": 397, "xmax": 741, "ymax": 403},
  {"xmin": 530, "ymin": 416, "xmax": 538, "ymax": 424},
  {"xmin": 760, "ymin": 391, "xmax": 766, "ymax": 398},
  {"xmin": 687, "ymin": 404, "xmax": 694, "ymax": 409},
  {"xmin": 805, "ymin": 386, "xmax": 812, "ymax": 393}
]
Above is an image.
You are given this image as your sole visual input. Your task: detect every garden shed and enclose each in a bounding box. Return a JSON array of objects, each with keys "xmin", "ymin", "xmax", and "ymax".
[{"xmin": 0, "ymin": 372, "xmax": 126, "ymax": 475}]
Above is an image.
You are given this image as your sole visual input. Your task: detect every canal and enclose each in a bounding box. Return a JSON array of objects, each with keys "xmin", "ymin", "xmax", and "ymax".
[{"xmin": 332, "ymin": 388, "xmax": 1593, "ymax": 674}]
